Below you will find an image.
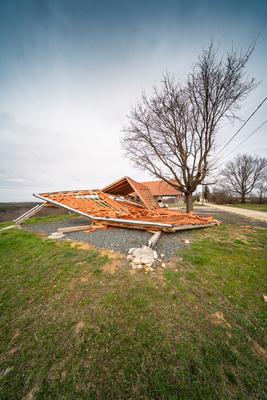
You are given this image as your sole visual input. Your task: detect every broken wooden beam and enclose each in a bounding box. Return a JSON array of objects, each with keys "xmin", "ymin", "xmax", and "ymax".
[{"xmin": 148, "ymin": 231, "xmax": 162, "ymax": 248}]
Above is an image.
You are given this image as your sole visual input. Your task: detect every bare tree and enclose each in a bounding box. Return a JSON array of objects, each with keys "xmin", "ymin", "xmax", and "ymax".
[
  {"xmin": 221, "ymin": 154, "xmax": 267, "ymax": 203},
  {"xmin": 122, "ymin": 43, "xmax": 257, "ymax": 212}
]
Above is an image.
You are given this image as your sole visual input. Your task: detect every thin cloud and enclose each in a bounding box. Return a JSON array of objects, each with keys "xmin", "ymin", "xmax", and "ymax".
[{"xmin": 0, "ymin": 0, "xmax": 266, "ymax": 201}]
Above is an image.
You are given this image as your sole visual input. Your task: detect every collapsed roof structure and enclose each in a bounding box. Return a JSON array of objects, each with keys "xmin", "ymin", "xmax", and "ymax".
[
  {"xmin": 26, "ymin": 176, "xmax": 217, "ymax": 232},
  {"xmin": 101, "ymin": 176, "xmax": 157, "ymax": 209}
]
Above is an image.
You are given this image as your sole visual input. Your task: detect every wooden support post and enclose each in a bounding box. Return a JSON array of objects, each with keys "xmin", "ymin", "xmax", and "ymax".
[{"xmin": 14, "ymin": 203, "xmax": 46, "ymax": 224}]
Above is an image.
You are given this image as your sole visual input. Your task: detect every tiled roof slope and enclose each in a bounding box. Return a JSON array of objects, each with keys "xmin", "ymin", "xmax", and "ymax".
[
  {"xmin": 141, "ymin": 180, "xmax": 181, "ymax": 196},
  {"xmin": 35, "ymin": 189, "xmax": 216, "ymax": 229}
]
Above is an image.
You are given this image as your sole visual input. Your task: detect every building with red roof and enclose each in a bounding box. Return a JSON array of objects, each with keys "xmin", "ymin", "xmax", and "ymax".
[{"xmin": 141, "ymin": 180, "xmax": 182, "ymax": 204}]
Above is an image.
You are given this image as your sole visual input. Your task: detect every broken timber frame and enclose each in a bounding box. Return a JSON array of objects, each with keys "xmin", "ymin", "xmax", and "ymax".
[
  {"xmin": 33, "ymin": 193, "xmax": 217, "ymax": 232},
  {"xmin": 33, "ymin": 193, "xmax": 174, "ymax": 230}
]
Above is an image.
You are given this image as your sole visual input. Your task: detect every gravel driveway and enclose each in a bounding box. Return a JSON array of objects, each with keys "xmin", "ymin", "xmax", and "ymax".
[
  {"xmin": 196, "ymin": 209, "xmax": 267, "ymax": 228},
  {"xmin": 204, "ymin": 203, "xmax": 267, "ymax": 222}
]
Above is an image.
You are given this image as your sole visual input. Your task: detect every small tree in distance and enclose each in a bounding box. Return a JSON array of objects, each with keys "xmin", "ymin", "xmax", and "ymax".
[
  {"xmin": 122, "ymin": 42, "xmax": 257, "ymax": 213},
  {"xmin": 203, "ymin": 185, "xmax": 210, "ymax": 201},
  {"xmin": 221, "ymin": 154, "xmax": 267, "ymax": 203},
  {"xmin": 256, "ymin": 172, "xmax": 267, "ymax": 204}
]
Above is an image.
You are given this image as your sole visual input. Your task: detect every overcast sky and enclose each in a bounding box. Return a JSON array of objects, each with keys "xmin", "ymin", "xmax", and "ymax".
[{"xmin": 0, "ymin": 0, "xmax": 266, "ymax": 201}]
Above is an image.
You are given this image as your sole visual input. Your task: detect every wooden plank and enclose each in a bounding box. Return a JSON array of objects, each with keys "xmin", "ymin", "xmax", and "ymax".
[
  {"xmin": 99, "ymin": 221, "xmax": 163, "ymax": 231},
  {"xmin": 58, "ymin": 224, "xmax": 106, "ymax": 233},
  {"xmin": 14, "ymin": 203, "xmax": 46, "ymax": 224},
  {"xmin": 0, "ymin": 225, "xmax": 17, "ymax": 233},
  {"xmin": 57, "ymin": 225, "xmax": 92, "ymax": 233},
  {"xmin": 13, "ymin": 204, "xmax": 41, "ymax": 222},
  {"xmin": 171, "ymin": 222, "xmax": 217, "ymax": 231}
]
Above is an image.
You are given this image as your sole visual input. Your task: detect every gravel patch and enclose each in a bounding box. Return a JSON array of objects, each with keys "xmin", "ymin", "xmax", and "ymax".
[
  {"xmin": 67, "ymin": 228, "xmax": 191, "ymax": 259},
  {"xmin": 24, "ymin": 217, "xmax": 191, "ymax": 260},
  {"xmin": 23, "ymin": 209, "xmax": 267, "ymax": 261},
  {"xmin": 24, "ymin": 217, "xmax": 92, "ymax": 235}
]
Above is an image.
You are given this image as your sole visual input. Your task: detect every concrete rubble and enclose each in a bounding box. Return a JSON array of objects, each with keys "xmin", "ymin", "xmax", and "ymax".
[
  {"xmin": 127, "ymin": 245, "xmax": 158, "ymax": 271},
  {"xmin": 48, "ymin": 231, "xmax": 65, "ymax": 240}
]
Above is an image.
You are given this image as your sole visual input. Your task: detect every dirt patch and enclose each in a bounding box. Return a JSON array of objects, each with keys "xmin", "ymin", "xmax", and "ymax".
[
  {"xmin": 0, "ymin": 346, "xmax": 19, "ymax": 363},
  {"xmin": 70, "ymin": 241, "xmax": 95, "ymax": 251},
  {"xmin": 8, "ymin": 347, "xmax": 19, "ymax": 355},
  {"xmin": 234, "ymin": 234, "xmax": 250, "ymax": 242},
  {"xmin": 75, "ymin": 321, "xmax": 85, "ymax": 334},
  {"xmin": 251, "ymin": 341, "xmax": 267, "ymax": 360},
  {"xmin": 12, "ymin": 329, "xmax": 21, "ymax": 340},
  {"xmin": 210, "ymin": 312, "xmax": 232, "ymax": 328},
  {"xmin": 80, "ymin": 274, "xmax": 92, "ymax": 283},
  {"xmin": 22, "ymin": 384, "xmax": 39, "ymax": 400},
  {"xmin": 103, "ymin": 260, "xmax": 120, "ymax": 274},
  {"xmin": 69, "ymin": 241, "xmax": 124, "ymax": 278},
  {"xmin": 68, "ymin": 274, "xmax": 91, "ymax": 289},
  {"xmin": 240, "ymin": 226, "xmax": 257, "ymax": 233},
  {"xmin": 69, "ymin": 240, "xmax": 123, "ymax": 259}
]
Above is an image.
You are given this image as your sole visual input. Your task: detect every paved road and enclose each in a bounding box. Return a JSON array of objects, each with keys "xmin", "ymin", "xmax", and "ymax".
[{"xmin": 205, "ymin": 203, "xmax": 267, "ymax": 222}]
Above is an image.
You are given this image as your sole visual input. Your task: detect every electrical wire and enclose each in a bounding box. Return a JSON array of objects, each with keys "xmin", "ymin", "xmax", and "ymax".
[
  {"xmin": 213, "ymin": 119, "xmax": 267, "ymax": 179},
  {"xmin": 216, "ymin": 96, "xmax": 267, "ymax": 158},
  {"xmin": 221, "ymin": 119, "xmax": 267, "ymax": 160}
]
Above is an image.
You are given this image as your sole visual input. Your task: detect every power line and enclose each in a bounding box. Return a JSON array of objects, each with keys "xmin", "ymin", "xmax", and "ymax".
[
  {"xmin": 214, "ymin": 119, "xmax": 267, "ymax": 178},
  {"xmin": 223, "ymin": 119, "xmax": 267, "ymax": 159},
  {"xmin": 216, "ymin": 96, "xmax": 267, "ymax": 158}
]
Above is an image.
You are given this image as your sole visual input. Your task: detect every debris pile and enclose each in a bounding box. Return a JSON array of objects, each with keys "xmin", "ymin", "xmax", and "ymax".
[
  {"xmin": 31, "ymin": 176, "xmax": 218, "ymax": 232},
  {"xmin": 127, "ymin": 246, "xmax": 158, "ymax": 271},
  {"xmin": 13, "ymin": 176, "xmax": 220, "ymax": 272},
  {"xmin": 15, "ymin": 176, "xmax": 218, "ymax": 232},
  {"xmin": 48, "ymin": 231, "xmax": 65, "ymax": 240}
]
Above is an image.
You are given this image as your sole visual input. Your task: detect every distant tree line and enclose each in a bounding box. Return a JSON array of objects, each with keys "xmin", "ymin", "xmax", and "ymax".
[{"xmin": 208, "ymin": 153, "xmax": 267, "ymax": 204}]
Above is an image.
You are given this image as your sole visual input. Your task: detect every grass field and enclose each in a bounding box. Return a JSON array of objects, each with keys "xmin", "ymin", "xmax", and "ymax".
[
  {"xmin": 0, "ymin": 214, "xmax": 75, "ymax": 230},
  {"xmin": 0, "ymin": 222, "xmax": 266, "ymax": 399},
  {"xmin": 226, "ymin": 203, "xmax": 267, "ymax": 212}
]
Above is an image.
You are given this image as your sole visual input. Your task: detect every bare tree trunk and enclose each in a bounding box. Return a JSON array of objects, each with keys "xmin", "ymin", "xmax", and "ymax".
[
  {"xmin": 185, "ymin": 193, "xmax": 193, "ymax": 213},
  {"xmin": 259, "ymin": 190, "xmax": 263, "ymax": 204},
  {"xmin": 241, "ymin": 193, "xmax": 246, "ymax": 203}
]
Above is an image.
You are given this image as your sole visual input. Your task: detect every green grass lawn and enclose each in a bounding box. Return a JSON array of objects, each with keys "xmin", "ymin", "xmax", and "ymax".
[
  {"xmin": 226, "ymin": 203, "xmax": 267, "ymax": 212},
  {"xmin": 0, "ymin": 214, "xmax": 75, "ymax": 230},
  {"xmin": 0, "ymin": 223, "xmax": 266, "ymax": 399},
  {"xmin": 22, "ymin": 213, "xmax": 76, "ymax": 225}
]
